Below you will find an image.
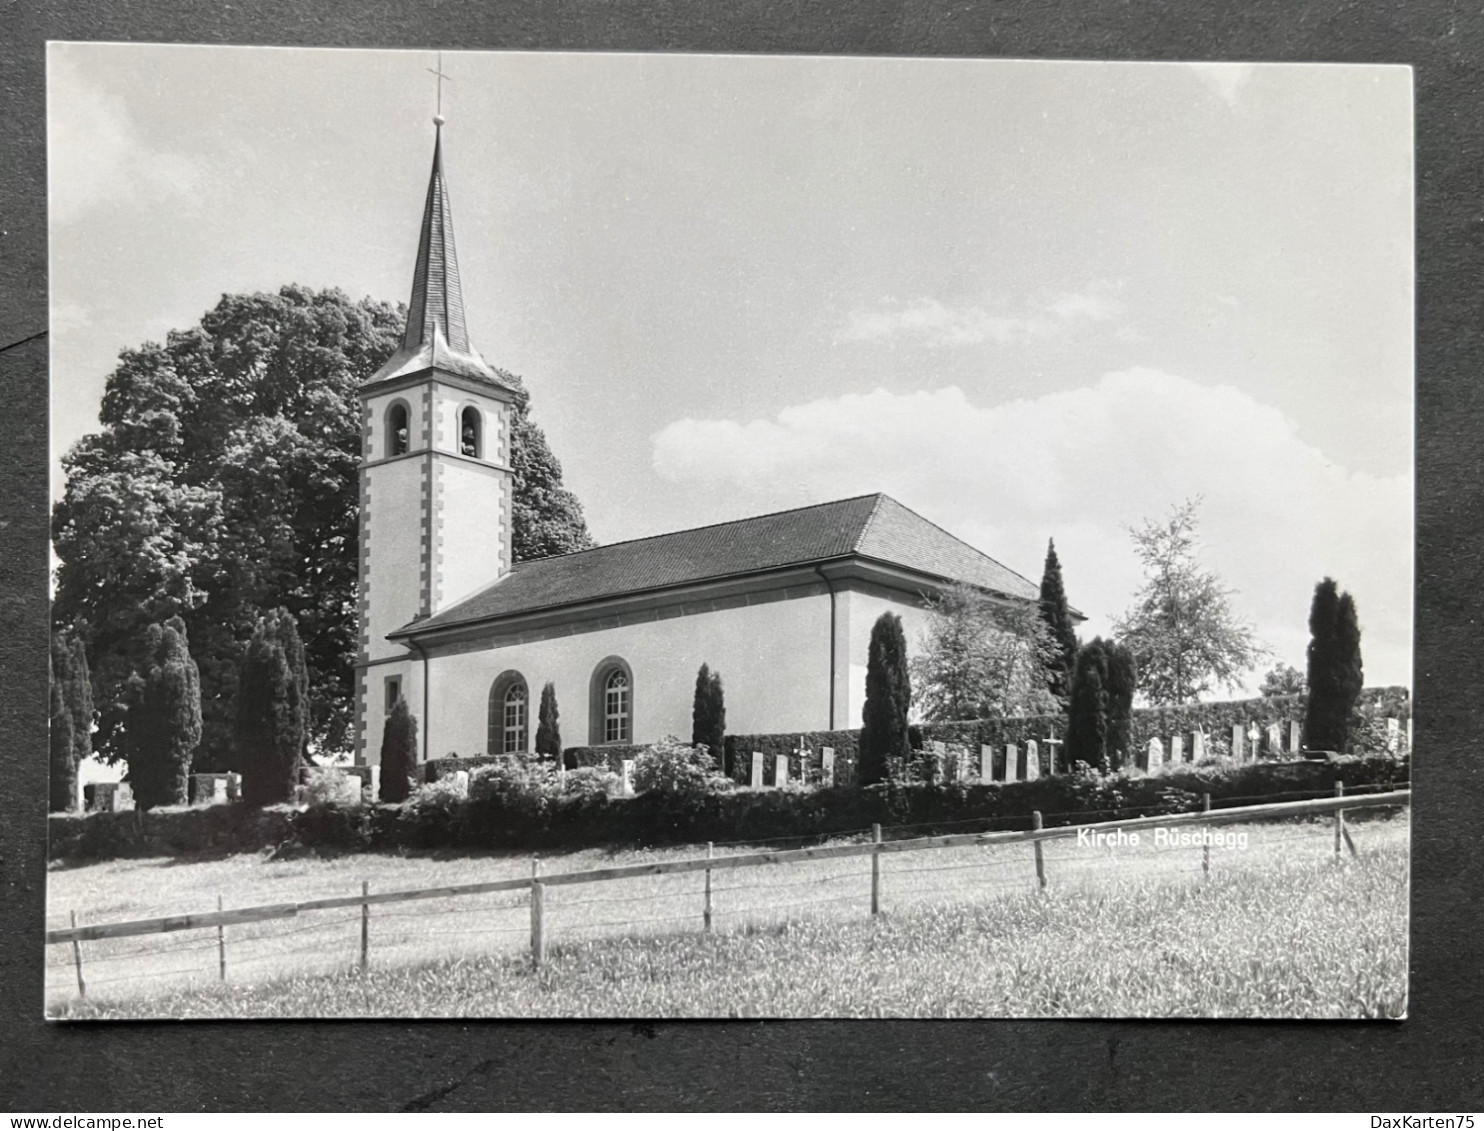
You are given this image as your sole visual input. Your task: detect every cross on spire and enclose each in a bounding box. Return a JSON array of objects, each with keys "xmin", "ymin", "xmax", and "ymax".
[{"xmin": 427, "ymin": 51, "xmax": 452, "ymax": 124}]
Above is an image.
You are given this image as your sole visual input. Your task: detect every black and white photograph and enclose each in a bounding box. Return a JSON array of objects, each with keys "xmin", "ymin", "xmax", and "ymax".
[{"xmin": 44, "ymin": 43, "xmax": 1413, "ymax": 1020}]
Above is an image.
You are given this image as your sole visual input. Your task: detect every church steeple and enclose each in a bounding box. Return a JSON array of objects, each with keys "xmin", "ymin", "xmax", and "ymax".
[
  {"xmin": 404, "ymin": 125, "xmax": 470, "ymax": 355},
  {"xmin": 363, "ymin": 121, "xmax": 507, "ymax": 390}
]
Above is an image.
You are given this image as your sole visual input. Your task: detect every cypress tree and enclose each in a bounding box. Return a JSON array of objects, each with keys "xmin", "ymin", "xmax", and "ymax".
[
  {"xmin": 49, "ymin": 646, "xmax": 76, "ymax": 812},
  {"xmin": 235, "ymin": 609, "xmax": 309, "ymax": 807},
  {"xmin": 379, "ymin": 696, "xmax": 419, "ymax": 803},
  {"xmin": 1038, "ymin": 539, "xmax": 1079, "ymax": 703},
  {"xmin": 125, "ymin": 616, "xmax": 202, "ymax": 809},
  {"xmin": 1065, "ymin": 639, "xmax": 1110, "ymax": 772},
  {"xmin": 1104, "ymin": 640, "xmax": 1137, "ymax": 772},
  {"xmin": 535, "ymin": 681, "xmax": 562, "ymax": 762},
  {"xmin": 691, "ymin": 663, "xmax": 726, "ymax": 771},
  {"xmin": 859, "ymin": 612, "xmax": 912, "ymax": 786},
  {"xmin": 1305, "ymin": 578, "xmax": 1364, "ymax": 753},
  {"xmin": 65, "ymin": 632, "xmax": 94, "ymax": 769}
]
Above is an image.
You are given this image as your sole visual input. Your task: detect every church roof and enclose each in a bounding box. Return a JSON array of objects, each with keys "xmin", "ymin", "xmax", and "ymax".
[
  {"xmin": 363, "ymin": 126, "xmax": 513, "ymax": 391},
  {"xmin": 395, "ymin": 493, "xmax": 1044, "ymax": 638}
]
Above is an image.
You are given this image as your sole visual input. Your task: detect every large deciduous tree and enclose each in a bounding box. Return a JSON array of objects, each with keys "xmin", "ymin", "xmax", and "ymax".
[
  {"xmin": 1303, "ymin": 578, "xmax": 1364, "ymax": 753},
  {"xmin": 1111, "ymin": 499, "xmax": 1268, "ymax": 705},
  {"xmin": 859, "ymin": 612, "xmax": 912, "ymax": 786},
  {"xmin": 125, "ymin": 617, "xmax": 202, "ymax": 809},
  {"xmin": 1037, "ymin": 539, "xmax": 1079, "ymax": 704},
  {"xmin": 52, "ymin": 286, "xmax": 594, "ymax": 766},
  {"xmin": 234, "ymin": 608, "xmax": 310, "ymax": 807},
  {"xmin": 911, "ymin": 583, "xmax": 1061, "ymax": 723}
]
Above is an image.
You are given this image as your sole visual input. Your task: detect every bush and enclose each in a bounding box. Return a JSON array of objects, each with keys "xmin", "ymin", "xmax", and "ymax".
[
  {"xmin": 301, "ymin": 767, "xmax": 359, "ymax": 807},
  {"xmin": 633, "ymin": 735, "xmax": 734, "ymax": 796}
]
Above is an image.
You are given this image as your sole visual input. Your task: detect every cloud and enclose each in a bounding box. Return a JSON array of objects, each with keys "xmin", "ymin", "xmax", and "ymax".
[
  {"xmin": 651, "ymin": 368, "xmax": 1412, "ymax": 691},
  {"xmin": 1186, "ymin": 62, "xmax": 1256, "ymax": 108},
  {"xmin": 48, "ymin": 53, "xmax": 204, "ymax": 226},
  {"xmin": 839, "ymin": 280, "xmax": 1125, "ymax": 347}
]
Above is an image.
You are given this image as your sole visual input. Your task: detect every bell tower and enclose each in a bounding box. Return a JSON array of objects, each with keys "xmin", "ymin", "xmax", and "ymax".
[{"xmin": 355, "ymin": 118, "xmax": 517, "ymax": 766}]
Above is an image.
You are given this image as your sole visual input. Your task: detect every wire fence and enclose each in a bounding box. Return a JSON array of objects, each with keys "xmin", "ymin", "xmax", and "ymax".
[{"xmin": 45, "ymin": 783, "xmax": 1410, "ymax": 1006}]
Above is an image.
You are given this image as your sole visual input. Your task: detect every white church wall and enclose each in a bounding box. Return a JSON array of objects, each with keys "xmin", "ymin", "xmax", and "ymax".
[
  {"xmin": 359, "ymin": 658, "xmax": 424, "ymax": 767},
  {"xmin": 362, "ymin": 457, "xmax": 425, "ymax": 661},
  {"xmin": 433, "ymin": 458, "xmax": 508, "ymax": 613},
  {"xmin": 842, "ymin": 583, "xmax": 936, "ymax": 725},
  {"xmin": 421, "ymin": 591, "xmax": 836, "ymax": 757}
]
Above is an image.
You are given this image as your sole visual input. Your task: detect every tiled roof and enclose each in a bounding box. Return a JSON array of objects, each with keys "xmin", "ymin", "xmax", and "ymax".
[
  {"xmin": 363, "ymin": 126, "xmax": 511, "ymax": 392},
  {"xmin": 398, "ymin": 493, "xmax": 1042, "ymax": 636}
]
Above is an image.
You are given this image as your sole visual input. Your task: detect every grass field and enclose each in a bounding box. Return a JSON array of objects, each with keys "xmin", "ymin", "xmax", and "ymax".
[{"xmin": 46, "ymin": 812, "xmax": 1409, "ymax": 1019}]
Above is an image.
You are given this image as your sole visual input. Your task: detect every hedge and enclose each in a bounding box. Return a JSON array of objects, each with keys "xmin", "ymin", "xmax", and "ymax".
[
  {"xmin": 725, "ymin": 687, "xmax": 1411, "ymax": 784},
  {"xmin": 48, "ymin": 753, "xmax": 1409, "ymax": 865}
]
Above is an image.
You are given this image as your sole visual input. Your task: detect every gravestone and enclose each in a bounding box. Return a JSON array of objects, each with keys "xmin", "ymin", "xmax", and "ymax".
[
  {"xmin": 1247, "ymin": 723, "xmax": 1262, "ymax": 763},
  {"xmin": 1407, "ymin": 716, "xmax": 1413, "ymax": 753},
  {"xmin": 1386, "ymin": 717, "xmax": 1400, "ymax": 753},
  {"xmin": 949, "ymin": 743, "xmax": 970, "ymax": 782},
  {"xmin": 620, "ymin": 759, "xmax": 635, "ymax": 796},
  {"xmin": 447, "ymin": 769, "xmax": 470, "ymax": 799},
  {"xmin": 85, "ymin": 781, "xmax": 133, "ymax": 812},
  {"xmin": 1171, "ymin": 734, "xmax": 1184, "ymax": 764},
  {"xmin": 1266, "ymin": 722, "xmax": 1283, "ymax": 758},
  {"xmin": 929, "ymin": 740, "xmax": 947, "ymax": 784},
  {"xmin": 1025, "ymin": 739, "xmax": 1040, "ymax": 781},
  {"xmin": 751, "ymin": 751, "xmax": 764, "ymax": 788},
  {"xmin": 980, "ymin": 744, "xmax": 994, "ymax": 784},
  {"xmin": 1192, "ymin": 730, "xmax": 1206, "ymax": 761},
  {"xmin": 821, "ymin": 747, "xmax": 836, "ymax": 786},
  {"xmin": 1147, "ymin": 736, "xmax": 1164, "ymax": 771},
  {"xmin": 1004, "ymin": 743, "xmax": 1018, "ymax": 782},
  {"xmin": 776, "ymin": 754, "xmax": 789, "ymax": 787},
  {"xmin": 1230, "ymin": 724, "xmax": 1245, "ymax": 762},
  {"xmin": 1289, "ymin": 719, "xmax": 1302, "ymax": 755}
]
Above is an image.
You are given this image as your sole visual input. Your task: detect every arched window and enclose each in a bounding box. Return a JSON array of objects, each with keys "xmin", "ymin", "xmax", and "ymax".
[
  {"xmin": 603, "ymin": 670, "xmax": 629, "ymax": 743},
  {"xmin": 588, "ymin": 658, "xmax": 633, "ymax": 744},
  {"xmin": 387, "ymin": 401, "xmax": 410, "ymax": 456},
  {"xmin": 487, "ymin": 672, "xmax": 528, "ymax": 755},
  {"xmin": 460, "ymin": 405, "xmax": 481, "ymax": 459}
]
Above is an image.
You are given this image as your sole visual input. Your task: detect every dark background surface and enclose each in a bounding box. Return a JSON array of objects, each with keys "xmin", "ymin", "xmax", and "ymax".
[{"xmin": 2, "ymin": 0, "xmax": 1480, "ymax": 1112}]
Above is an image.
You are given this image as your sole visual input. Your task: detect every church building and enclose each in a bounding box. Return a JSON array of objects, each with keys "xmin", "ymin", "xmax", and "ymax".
[{"xmin": 354, "ymin": 123, "xmax": 1046, "ymax": 767}]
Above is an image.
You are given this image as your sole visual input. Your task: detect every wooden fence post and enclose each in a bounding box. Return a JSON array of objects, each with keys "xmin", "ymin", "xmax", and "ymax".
[
  {"xmin": 1336, "ymin": 781, "xmax": 1359, "ymax": 858},
  {"xmin": 1032, "ymin": 811, "xmax": 1046, "ymax": 890},
  {"xmin": 360, "ymin": 880, "xmax": 370, "ymax": 973},
  {"xmin": 871, "ymin": 824, "xmax": 882, "ymax": 915},
  {"xmin": 217, "ymin": 895, "xmax": 227, "ymax": 982},
  {"xmin": 69, "ymin": 910, "xmax": 86, "ymax": 999},
  {"xmin": 704, "ymin": 842, "xmax": 714, "ymax": 933},
  {"xmin": 530, "ymin": 859, "xmax": 546, "ymax": 968},
  {"xmin": 1334, "ymin": 781, "xmax": 1344, "ymax": 860},
  {"xmin": 1201, "ymin": 794, "xmax": 1211, "ymax": 878}
]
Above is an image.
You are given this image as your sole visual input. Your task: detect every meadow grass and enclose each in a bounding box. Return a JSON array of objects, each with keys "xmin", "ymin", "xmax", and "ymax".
[{"xmin": 47, "ymin": 813, "xmax": 1408, "ymax": 1018}]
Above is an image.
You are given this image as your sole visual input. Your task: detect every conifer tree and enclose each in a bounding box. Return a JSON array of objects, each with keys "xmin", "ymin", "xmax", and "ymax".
[
  {"xmin": 1038, "ymin": 539, "xmax": 1079, "ymax": 704},
  {"xmin": 859, "ymin": 612, "xmax": 912, "ymax": 786},
  {"xmin": 50, "ymin": 629, "xmax": 93, "ymax": 811},
  {"xmin": 691, "ymin": 664, "xmax": 727, "ymax": 770},
  {"xmin": 1065, "ymin": 639, "xmax": 1110, "ymax": 773},
  {"xmin": 535, "ymin": 681, "xmax": 562, "ymax": 762},
  {"xmin": 1304, "ymin": 578, "xmax": 1365, "ymax": 753},
  {"xmin": 1104, "ymin": 640, "xmax": 1137, "ymax": 771},
  {"xmin": 378, "ymin": 696, "xmax": 419, "ymax": 803},
  {"xmin": 234, "ymin": 609, "xmax": 310, "ymax": 807},
  {"xmin": 124, "ymin": 617, "xmax": 202, "ymax": 809},
  {"xmin": 49, "ymin": 648, "xmax": 76, "ymax": 812}
]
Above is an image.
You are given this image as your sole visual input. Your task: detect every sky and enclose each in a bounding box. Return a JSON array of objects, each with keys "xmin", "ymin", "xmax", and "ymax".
[{"xmin": 47, "ymin": 44, "xmax": 1414, "ymax": 694}]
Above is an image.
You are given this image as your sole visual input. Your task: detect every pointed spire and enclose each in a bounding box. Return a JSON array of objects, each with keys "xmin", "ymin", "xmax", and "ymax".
[
  {"xmin": 404, "ymin": 124, "xmax": 471, "ymax": 354},
  {"xmin": 364, "ymin": 123, "xmax": 507, "ymax": 391}
]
